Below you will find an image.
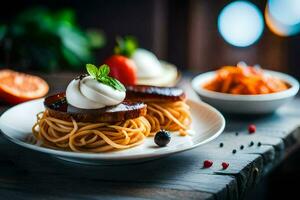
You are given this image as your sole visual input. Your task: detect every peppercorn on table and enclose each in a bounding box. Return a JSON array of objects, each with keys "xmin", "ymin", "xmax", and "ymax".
[{"xmin": 0, "ymin": 73, "xmax": 299, "ymax": 200}]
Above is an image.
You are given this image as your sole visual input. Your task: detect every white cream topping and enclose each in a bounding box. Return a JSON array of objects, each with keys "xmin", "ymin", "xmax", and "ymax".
[
  {"xmin": 66, "ymin": 76, "xmax": 125, "ymax": 109},
  {"xmin": 132, "ymin": 48, "xmax": 163, "ymax": 78}
]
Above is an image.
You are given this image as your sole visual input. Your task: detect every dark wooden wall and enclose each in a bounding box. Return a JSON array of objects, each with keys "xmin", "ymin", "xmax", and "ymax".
[
  {"xmin": 184, "ymin": 0, "xmax": 291, "ymax": 74},
  {"xmin": 0, "ymin": 0, "xmax": 299, "ymax": 78}
]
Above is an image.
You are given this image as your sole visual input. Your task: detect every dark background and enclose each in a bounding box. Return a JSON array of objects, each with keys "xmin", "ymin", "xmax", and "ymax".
[{"xmin": 0, "ymin": 0, "xmax": 300, "ymax": 78}]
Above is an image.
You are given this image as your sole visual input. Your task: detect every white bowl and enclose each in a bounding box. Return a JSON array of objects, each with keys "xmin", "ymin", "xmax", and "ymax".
[{"xmin": 191, "ymin": 70, "xmax": 299, "ymax": 114}]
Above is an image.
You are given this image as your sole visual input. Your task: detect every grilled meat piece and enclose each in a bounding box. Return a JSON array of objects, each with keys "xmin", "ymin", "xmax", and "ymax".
[
  {"xmin": 125, "ymin": 85, "xmax": 186, "ymax": 102},
  {"xmin": 44, "ymin": 93, "xmax": 147, "ymax": 123}
]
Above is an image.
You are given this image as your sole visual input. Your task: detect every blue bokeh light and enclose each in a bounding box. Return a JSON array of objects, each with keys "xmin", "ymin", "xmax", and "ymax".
[
  {"xmin": 218, "ymin": 1, "xmax": 264, "ymax": 47},
  {"xmin": 269, "ymin": 0, "xmax": 300, "ymax": 26},
  {"xmin": 266, "ymin": 0, "xmax": 300, "ymax": 36}
]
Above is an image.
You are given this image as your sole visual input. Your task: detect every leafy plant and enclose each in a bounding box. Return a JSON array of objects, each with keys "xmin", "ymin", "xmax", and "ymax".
[{"xmin": 0, "ymin": 7, "xmax": 105, "ymax": 71}]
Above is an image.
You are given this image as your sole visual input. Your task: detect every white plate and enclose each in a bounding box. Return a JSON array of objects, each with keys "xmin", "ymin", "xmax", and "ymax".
[
  {"xmin": 0, "ymin": 99, "xmax": 225, "ymax": 165},
  {"xmin": 191, "ymin": 70, "xmax": 299, "ymax": 114}
]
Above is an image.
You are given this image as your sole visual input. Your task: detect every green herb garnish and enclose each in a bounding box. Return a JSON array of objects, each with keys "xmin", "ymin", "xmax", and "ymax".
[
  {"xmin": 86, "ymin": 64, "xmax": 126, "ymax": 92},
  {"xmin": 114, "ymin": 36, "xmax": 138, "ymax": 57}
]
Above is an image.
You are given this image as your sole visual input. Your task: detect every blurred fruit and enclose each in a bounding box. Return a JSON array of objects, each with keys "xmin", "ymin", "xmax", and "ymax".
[
  {"xmin": 248, "ymin": 124, "xmax": 256, "ymax": 134},
  {"xmin": 154, "ymin": 130, "xmax": 171, "ymax": 147},
  {"xmin": 222, "ymin": 162, "xmax": 229, "ymax": 169},
  {"xmin": 0, "ymin": 69, "xmax": 49, "ymax": 104},
  {"xmin": 203, "ymin": 160, "xmax": 213, "ymax": 168},
  {"xmin": 104, "ymin": 55, "xmax": 137, "ymax": 86}
]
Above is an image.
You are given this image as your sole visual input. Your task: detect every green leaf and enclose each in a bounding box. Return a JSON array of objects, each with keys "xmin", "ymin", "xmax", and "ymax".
[
  {"xmin": 0, "ymin": 7, "xmax": 107, "ymax": 71},
  {"xmin": 114, "ymin": 35, "xmax": 138, "ymax": 57},
  {"xmin": 86, "ymin": 64, "xmax": 98, "ymax": 79},
  {"xmin": 86, "ymin": 63, "xmax": 125, "ymax": 92},
  {"xmin": 99, "ymin": 76, "xmax": 126, "ymax": 92},
  {"xmin": 55, "ymin": 9, "xmax": 75, "ymax": 27},
  {"xmin": 86, "ymin": 29, "xmax": 106, "ymax": 48},
  {"xmin": 108, "ymin": 77, "xmax": 126, "ymax": 91},
  {"xmin": 61, "ymin": 46, "xmax": 82, "ymax": 68},
  {"xmin": 59, "ymin": 26, "xmax": 92, "ymax": 61},
  {"xmin": 0, "ymin": 25, "xmax": 7, "ymax": 40},
  {"xmin": 97, "ymin": 64, "xmax": 110, "ymax": 77}
]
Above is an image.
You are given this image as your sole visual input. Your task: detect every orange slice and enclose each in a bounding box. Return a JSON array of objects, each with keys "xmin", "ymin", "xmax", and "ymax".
[{"xmin": 0, "ymin": 69, "xmax": 49, "ymax": 104}]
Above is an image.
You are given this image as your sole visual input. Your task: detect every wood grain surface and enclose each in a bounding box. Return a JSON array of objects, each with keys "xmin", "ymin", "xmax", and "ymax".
[{"xmin": 0, "ymin": 74, "xmax": 299, "ymax": 200}]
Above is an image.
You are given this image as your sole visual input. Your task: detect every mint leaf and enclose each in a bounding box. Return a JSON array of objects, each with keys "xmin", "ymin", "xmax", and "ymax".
[
  {"xmin": 86, "ymin": 63, "xmax": 126, "ymax": 92},
  {"xmin": 97, "ymin": 64, "xmax": 110, "ymax": 77},
  {"xmin": 99, "ymin": 76, "xmax": 126, "ymax": 92},
  {"xmin": 107, "ymin": 77, "xmax": 126, "ymax": 92},
  {"xmin": 86, "ymin": 64, "xmax": 98, "ymax": 79}
]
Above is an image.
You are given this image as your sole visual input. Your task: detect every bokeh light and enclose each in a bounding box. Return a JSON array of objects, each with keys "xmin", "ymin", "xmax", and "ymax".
[
  {"xmin": 218, "ymin": 1, "xmax": 264, "ymax": 47},
  {"xmin": 265, "ymin": 0, "xmax": 300, "ymax": 36}
]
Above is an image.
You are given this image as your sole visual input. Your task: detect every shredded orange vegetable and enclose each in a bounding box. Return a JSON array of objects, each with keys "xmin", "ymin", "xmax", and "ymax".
[{"xmin": 203, "ymin": 66, "xmax": 289, "ymax": 95}]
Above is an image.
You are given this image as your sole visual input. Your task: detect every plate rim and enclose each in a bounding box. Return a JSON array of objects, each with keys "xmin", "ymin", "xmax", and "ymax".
[{"xmin": 0, "ymin": 99, "xmax": 225, "ymax": 161}]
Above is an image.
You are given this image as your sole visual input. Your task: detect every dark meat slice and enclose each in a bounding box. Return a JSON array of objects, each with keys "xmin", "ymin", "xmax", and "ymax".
[
  {"xmin": 125, "ymin": 85, "xmax": 186, "ymax": 102},
  {"xmin": 44, "ymin": 93, "xmax": 147, "ymax": 123}
]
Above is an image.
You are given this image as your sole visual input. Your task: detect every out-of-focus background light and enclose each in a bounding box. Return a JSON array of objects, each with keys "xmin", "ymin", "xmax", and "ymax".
[
  {"xmin": 218, "ymin": 1, "xmax": 264, "ymax": 47},
  {"xmin": 265, "ymin": 0, "xmax": 300, "ymax": 36},
  {"xmin": 2, "ymin": 0, "xmax": 300, "ymax": 79}
]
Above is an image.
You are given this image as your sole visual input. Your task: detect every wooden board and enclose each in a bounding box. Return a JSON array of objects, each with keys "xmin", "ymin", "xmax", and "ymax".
[{"xmin": 0, "ymin": 74, "xmax": 299, "ymax": 200}]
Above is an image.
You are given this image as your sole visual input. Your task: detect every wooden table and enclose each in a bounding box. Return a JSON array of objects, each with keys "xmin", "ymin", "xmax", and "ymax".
[{"xmin": 0, "ymin": 74, "xmax": 299, "ymax": 200}]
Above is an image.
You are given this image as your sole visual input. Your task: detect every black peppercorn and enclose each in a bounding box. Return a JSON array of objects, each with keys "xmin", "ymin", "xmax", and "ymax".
[
  {"xmin": 257, "ymin": 142, "xmax": 261, "ymax": 147},
  {"xmin": 232, "ymin": 149, "xmax": 237, "ymax": 154},
  {"xmin": 240, "ymin": 145, "xmax": 244, "ymax": 150},
  {"xmin": 219, "ymin": 143, "xmax": 224, "ymax": 147},
  {"xmin": 249, "ymin": 141, "xmax": 254, "ymax": 147}
]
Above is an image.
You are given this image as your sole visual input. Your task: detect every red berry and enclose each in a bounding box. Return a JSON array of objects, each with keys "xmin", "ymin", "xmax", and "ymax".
[
  {"xmin": 203, "ymin": 160, "xmax": 213, "ymax": 168},
  {"xmin": 222, "ymin": 162, "xmax": 229, "ymax": 169},
  {"xmin": 248, "ymin": 124, "xmax": 256, "ymax": 134}
]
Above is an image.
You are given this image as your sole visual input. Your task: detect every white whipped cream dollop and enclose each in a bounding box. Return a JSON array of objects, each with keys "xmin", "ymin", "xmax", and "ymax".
[
  {"xmin": 132, "ymin": 48, "xmax": 163, "ymax": 78},
  {"xmin": 66, "ymin": 76, "xmax": 125, "ymax": 109}
]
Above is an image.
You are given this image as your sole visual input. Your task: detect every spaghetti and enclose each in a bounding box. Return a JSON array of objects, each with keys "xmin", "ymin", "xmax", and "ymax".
[
  {"xmin": 32, "ymin": 110, "xmax": 151, "ymax": 152},
  {"xmin": 145, "ymin": 101, "xmax": 192, "ymax": 136},
  {"xmin": 32, "ymin": 97, "xmax": 191, "ymax": 152}
]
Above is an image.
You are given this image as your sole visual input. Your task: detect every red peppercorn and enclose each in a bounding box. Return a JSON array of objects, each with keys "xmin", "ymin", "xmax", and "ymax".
[
  {"xmin": 203, "ymin": 160, "xmax": 213, "ymax": 168},
  {"xmin": 248, "ymin": 124, "xmax": 256, "ymax": 134},
  {"xmin": 222, "ymin": 162, "xmax": 229, "ymax": 170}
]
